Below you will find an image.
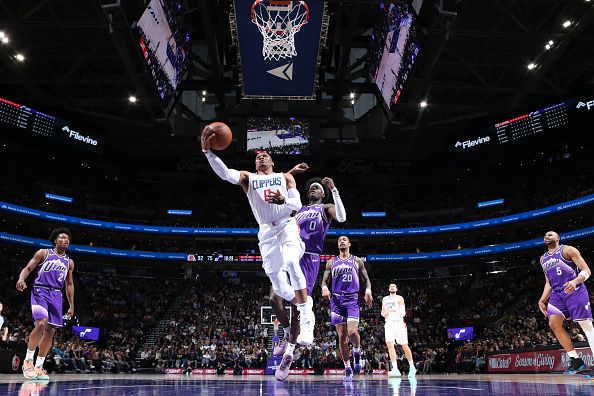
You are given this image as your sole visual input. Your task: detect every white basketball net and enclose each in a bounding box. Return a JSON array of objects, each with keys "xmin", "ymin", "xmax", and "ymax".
[{"xmin": 251, "ymin": 0, "xmax": 310, "ymax": 61}]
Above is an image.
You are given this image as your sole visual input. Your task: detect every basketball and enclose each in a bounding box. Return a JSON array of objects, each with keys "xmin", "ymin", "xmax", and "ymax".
[{"xmin": 206, "ymin": 122, "xmax": 232, "ymax": 151}]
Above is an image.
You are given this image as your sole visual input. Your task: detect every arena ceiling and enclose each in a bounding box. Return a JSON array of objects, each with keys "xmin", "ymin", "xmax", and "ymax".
[{"xmin": 0, "ymin": 0, "xmax": 593, "ymax": 148}]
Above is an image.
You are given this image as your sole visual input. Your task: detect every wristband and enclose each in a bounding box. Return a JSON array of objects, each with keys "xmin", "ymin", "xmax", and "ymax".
[
  {"xmin": 365, "ymin": 289, "xmax": 372, "ymax": 295},
  {"xmin": 579, "ymin": 270, "xmax": 590, "ymax": 282},
  {"xmin": 322, "ymin": 285, "xmax": 329, "ymax": 291}
]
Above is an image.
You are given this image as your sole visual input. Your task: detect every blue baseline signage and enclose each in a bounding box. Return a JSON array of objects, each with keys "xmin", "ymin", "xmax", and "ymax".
[
  {"xmin": 477, "ymin": 199, "xmax": 504, "ymax": 208},
  {"xmin": 167, "ymin": 209, "xmax": 193, "ymax": 216},
  {"xmin": 2, "ymin": 226, "xmax": 594, "ymax": 262},
  {"xmin": 1, "ymin": 193, "xmax": 594, "ymax": 236},
  {"xmin": 233, "ymin": 0, "xmax": 325, "ymax": 98},
  {"xmin": 361, "ymin": 212, "xmax": 387, "ymax": 218},
  {"xmin": 45, "ymin": 193, "xmax": 74, "ymax": 203}
]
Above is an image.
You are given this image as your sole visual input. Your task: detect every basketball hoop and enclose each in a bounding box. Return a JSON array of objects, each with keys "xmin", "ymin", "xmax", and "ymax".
[{"xmin": 251, "ymin": 0, "xmax": 310, "ymax": 61}]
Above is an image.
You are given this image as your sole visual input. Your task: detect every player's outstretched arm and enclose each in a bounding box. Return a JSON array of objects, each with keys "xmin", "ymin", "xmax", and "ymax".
[
  {"xmin": 201, "ymin": 126, "xmax": 249, "ymax": 190},
  {"xmin": 65, "ymin": 258, "xmax": 75, "ymax": 318},
  {"xmin": 357, "ymin": 257, "xmax": 373, "ymax": 307},
  {"xmin": 287, "ymin": 162, "xmax": 309, "ymax": 176},
  {"xmin": 16, "ymin": 249, "xmax": 46, "ymax": 291},
  {"xmin": 322, "ymin": 177, "xmax": 346, "ymax": 222},
  {"xmin": 563, "ymin": 245, "xmax": 591, "ymax": 293},
  {"xmin": 321, "ymin": 259, "xmax": 333, "ymax": 300}
]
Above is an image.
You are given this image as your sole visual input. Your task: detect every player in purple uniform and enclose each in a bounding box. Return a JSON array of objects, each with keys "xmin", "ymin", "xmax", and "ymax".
[
  {"xmin": 272, "ymin": 164, "xmax": 347, "ymax": 381},
  {"xmin": 321, "ymin": 236, "xmax": 372, "ymax": 381},
  {"xmin": 538, "ymin": 231, "xmax": 594, "ymax": 375},
  {"xmin": 16, "ymin": 228, "xmax": 75, "ymax": 381}
]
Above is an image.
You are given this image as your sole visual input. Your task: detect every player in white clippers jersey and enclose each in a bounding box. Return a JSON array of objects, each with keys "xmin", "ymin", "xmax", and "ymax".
[
  {"xmin": 382, "ymin": 283, "xmax": 416, "ymax": 378},
  {"xmin": 200, "ymin": 127, "xmax": 315, "ymax": 357}
]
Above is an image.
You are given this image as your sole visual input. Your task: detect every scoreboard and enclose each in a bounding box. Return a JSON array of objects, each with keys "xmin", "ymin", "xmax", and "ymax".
[
  {"xmin": 0, "ymin": 97, "xmax": 55, "ymax": 138},
  {"xmin": 187, "ymin": 254, "xmax": 366, "ymax": 263},
  {"xmin": 494, "ymin": 102, "xmax": 569, "ymax": 144},
  {"xmin": 0, "ymin": 96, "xmax": 103, "ymax": 153}
]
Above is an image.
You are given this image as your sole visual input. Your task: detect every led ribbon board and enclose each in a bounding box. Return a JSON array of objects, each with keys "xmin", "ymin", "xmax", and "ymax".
[
  {"xmin": 477, "ymin": 199, "xmax": 504, "ymax": 208},
  {"xmin": 2, "ymin": 226, "xmax": 594, "ymax": 261},
  {"xmin": 232, "ymin": 0, "xmax": 327, "ymax": 98},
  {"xmin": 1, "ymin": 193, "xmax": 594, "ymax": 235}
]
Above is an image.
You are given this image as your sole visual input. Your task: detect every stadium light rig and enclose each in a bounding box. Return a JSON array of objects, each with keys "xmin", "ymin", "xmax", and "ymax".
[
  {"xmin": 128, "ymin": 95, "xmax": 137, "ymax": 103},
  {"xmin": 527, "ymin": 63, "xmax": 536, "ymax": 70},
  {"xmin": 420, "ymin": 101, "xmax": 428, "ymax": 108},
  {"xmin": 562, "ymin": 20, "xmax": 572, "ymax": 28}
]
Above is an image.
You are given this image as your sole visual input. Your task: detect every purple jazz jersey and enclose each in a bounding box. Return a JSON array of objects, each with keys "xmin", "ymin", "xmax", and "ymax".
[
  {"xmin": 542, "ymin": 245, "xmax": 592, "ymax": 321},
  {"xmin": 329, "ymin": 255, "xmax": 360, "ymax": 325},
  {"xmin": 295, "ymin": 204, "xmax": 330, "ymax": 254},
  {"xmin": 331, "ymin": 255, "xmax": 360, "ymax": 294},
  {"xmin": 31, "ymin": 249, "xmax": 69, "ymax": 327},
  {"xmin": 301, "ymin": 253, "xmax": 321, "ymax": 296},
  {"xmin": 34, "ymin": 249, "xmax": 69, "ymax": 289}
]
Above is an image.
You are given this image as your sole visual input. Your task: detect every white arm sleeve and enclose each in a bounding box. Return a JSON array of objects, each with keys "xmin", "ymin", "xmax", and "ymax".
[
  {"xmin": 285, "ymin": 188, "xmax": 303, "ymax": 211},
  {"xmin": 331, "ymin": 188, "xmax": 347, "ymax": 222},
  {"xmin": 204, "ymin": 151, "xmax": 241, "ymax": 185}
]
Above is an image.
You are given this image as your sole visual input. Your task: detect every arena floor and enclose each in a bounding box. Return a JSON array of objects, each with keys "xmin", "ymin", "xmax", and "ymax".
[{"xmin": 1, "ymin": 374, "xmax": 593, "ymax": 395}]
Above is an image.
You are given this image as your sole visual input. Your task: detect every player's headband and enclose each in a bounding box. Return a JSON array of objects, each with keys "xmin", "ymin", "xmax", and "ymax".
[{"xmin": 309, "ymin": 182, "xmax": 325, "ymax": 197}]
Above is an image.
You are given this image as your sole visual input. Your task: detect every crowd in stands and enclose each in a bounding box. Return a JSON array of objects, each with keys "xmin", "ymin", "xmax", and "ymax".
[{"xmin": 1, "ymin": 143, "xmax": 593, "ymax": 231}]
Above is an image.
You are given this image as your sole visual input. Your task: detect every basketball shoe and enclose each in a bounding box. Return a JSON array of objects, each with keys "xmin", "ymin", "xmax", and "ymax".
[
  {"xmin": 22, "ymin": 360, "xmax": 37, "ymax": 380},
  {"xmin": 275, "ymin": 353, "xmax": 294, "ymax": 381}
]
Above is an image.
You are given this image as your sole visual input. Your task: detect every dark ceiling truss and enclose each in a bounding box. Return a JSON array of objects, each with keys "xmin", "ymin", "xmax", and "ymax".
[
  {"xmin": 0, "ymin": 0, "xmax": 592, "ymax": 139},
  {"xmin": 389, "ymin": 0, "xmax": 594, "ymax": 131}
]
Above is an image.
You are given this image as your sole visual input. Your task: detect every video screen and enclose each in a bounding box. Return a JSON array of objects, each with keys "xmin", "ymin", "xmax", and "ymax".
[
  {"xmin": 246, "ymin": 117, "xmax": 310, "ymax": 155},
  {"xmin": 136, "ymin": 0, "xmax": 190, "ymax": 110},
  {"xmin": 72, "ymin": 326, "xmax": 100, "ymax": 341},
  {"xmin": 447, "ymin": 327, "xmax": 474, "ymax": 341},
  {"xmin": 367, "ymin": 1, "xmax": 419, "ymax": 108}
]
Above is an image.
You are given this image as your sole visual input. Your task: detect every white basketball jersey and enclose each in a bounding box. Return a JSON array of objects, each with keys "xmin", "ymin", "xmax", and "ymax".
[
  {"xmin": 246, "ymin": 172, "xmax": 293, "ymax": 226},
  {"xmin": 384, "ymin": 294, "xmax": 402, "ymax": 323}
]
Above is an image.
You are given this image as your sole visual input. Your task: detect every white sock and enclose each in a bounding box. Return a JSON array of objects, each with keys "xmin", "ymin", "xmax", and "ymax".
[
  {"xmin": 408, "ymin": 359, "xmax": 416, "ymax": 370},
  {"xmin": 306, "ymin": 295, "xmax": 313, "ymax": 308},
  {"xmin": 35, "ymin": 357, "xmax": 45, "ymax": 368},
  {"xmin": 344, "ymin": 360, "xmax": 351, "ymax": 369},
  {"xmin": 286, "ymin": 343, "xmax": 296, "ymax": 356},
  {"xmin": 578, "ymin": 320, "xmax": 594, "ymax": 356},
  {"xmin": 26, "ymin": 349, "xmax": 35, "ymax": 361},
  {"xmin": 568, "ymin": 350, "xmax": 579, "ymax": 358},
  {"xmin": 296, "ymin": 302, "xmax": 307, "ymax": 313},
  {"xmin": 283, "ymin": 326, "xmax": 291, "ymax": 337},
  {"xmin": 391, "ymin": 361, "xmax": 399, "ymax": 371},
  {"xmin": 353, "ymin": 347, "xmax": 361, "ymax": 354}
]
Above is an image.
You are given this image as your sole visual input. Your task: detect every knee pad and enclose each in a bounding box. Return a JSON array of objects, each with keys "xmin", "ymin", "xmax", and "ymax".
[
  {"xmin": 578, "ymin": 320, "xmax": 594, "ymax": 332},
  {"xmin": 267, "ymin": 269, "xmax": 295, "ymax": 301}
]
